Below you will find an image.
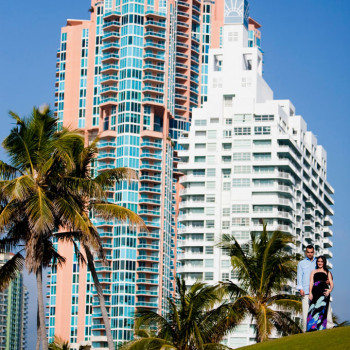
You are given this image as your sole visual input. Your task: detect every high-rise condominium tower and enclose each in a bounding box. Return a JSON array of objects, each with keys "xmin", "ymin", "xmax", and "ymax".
[
  {"xmin": 0, "ymin": 253, "xmax": 28, "ymax": 350},
  {"xmin": 48, "ymin": 1, "xmax": 228, "ymax": 349},
  {"xmin": 177, "ymin": 2, "xmax": 334, "ymax": 348}
]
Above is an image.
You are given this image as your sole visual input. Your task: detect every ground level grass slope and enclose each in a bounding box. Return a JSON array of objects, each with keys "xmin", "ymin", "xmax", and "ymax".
[{"xmin": 240, "ymin": 326, "xmax": 350, "ymax": 350}]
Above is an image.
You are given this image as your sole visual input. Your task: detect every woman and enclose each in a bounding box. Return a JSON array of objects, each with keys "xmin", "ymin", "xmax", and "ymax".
[{"xmin": 307, "ymin": 255, "xmax": 334, "ymax": 331}]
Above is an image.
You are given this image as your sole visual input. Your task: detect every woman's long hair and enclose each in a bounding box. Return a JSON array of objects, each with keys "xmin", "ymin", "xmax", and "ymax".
[{"xmin": 317, "ymin": 255, "xmax": 329, "ymax": 274}]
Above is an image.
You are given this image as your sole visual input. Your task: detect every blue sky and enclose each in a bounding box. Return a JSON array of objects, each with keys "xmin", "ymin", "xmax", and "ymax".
[{"xmin": 0, "ymin": 0, "xmax": 349, "ymax": 348}]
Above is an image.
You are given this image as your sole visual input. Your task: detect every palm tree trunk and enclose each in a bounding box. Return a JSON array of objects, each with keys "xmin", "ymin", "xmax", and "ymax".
[
  {"xmin": 36, "ymin": 266, "xmax": 49, "ymax": 349},
  {"xmin": 36, "ymin": 304, "xmax": 41, "ymax": 350},
  {"xmin": 85, "ymin": 245, "xmax": 114, "ymax": 350}
]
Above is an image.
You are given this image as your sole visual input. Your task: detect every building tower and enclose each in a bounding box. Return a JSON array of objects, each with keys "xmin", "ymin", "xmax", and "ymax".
[
  {"xmin": 177, "ymin": 1, "xmax": 334, "ymax": 348},
  {"xmin": 47, "ymin": 1, "xmax": 225, "ymax": 349},
  {"xmin": 0, "ymin": 253, "xmax": 28, "ymax": 350}
]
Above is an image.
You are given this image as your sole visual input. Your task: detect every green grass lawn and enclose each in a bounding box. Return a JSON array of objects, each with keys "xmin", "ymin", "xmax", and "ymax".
[{"xmin": 240, "ymin": 327, "xmax": 350, "ymax": 350}]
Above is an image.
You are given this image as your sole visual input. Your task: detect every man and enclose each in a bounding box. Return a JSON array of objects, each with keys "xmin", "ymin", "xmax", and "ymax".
[{"xmin": 297, "ymin": 245, "xmax": 334, "ymax": 331}]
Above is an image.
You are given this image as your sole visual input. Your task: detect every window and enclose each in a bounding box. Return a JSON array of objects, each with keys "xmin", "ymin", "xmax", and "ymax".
[
  {"xmin": 232, "ymin": 218, "xmax": 250, "ymax": 226},
  {"xmin": 207, "ymin": 168, "xmax": 216, "ymax": 177},
  {"xmin": 254, "ymin": 153, "xmax": 271, "ymax": 160},
  {"xmin": 195, "ymin": 143, "xmax": 206, "ymax": 149},
  {"xmin": 195, "ymin": 156, "xmax": 206, "ymax": 163},
  {"xmin": 195, "ymin": 131, "xmax": 206, "ymax": 137},
  {"xmin": 254, "ymin": 115, "xmax": 274, "ymax": 121},
  {"xmin": 253, "ymin": 205, "xmax": 273, "ymax": 212},
  {"xmin": 207, "ymin": 130, "xmax": 217, "ymax": 139},
  {"xmin": 232, "ymin": 205, "xmax": 249, "ymax": 213},
  {"xmin": 233, "ymin": 139, "xmax": 251, "ymax": 148},
  {"xmin": 253, "ymin": 139, "xmax": 271, "ymax": 147},
  {"xmin": 232, "ymin": 231, "xmax": 250, "ymax": 240},
  {"xmin": 206, "ymin": 207, "xmax": 215, "ymax": 215},
  {"xmin": 193, "ymin": 169, "xmax": 205, "ymax": 176},
  {"xmin": 205, "ymin": 272, "xmax": 214, "ymax": 280},
  {"xmin": 234, "ymin": 166, "xmax": 251, "ymax": 174},
  {"xmin": 232, "ymin": 178, "xmax": 250, "ymax": 187},
  {"xmin": 205, "ymin": 259, "xmax": 214, "ymax": 267},
  {"xmin": 221, "ymin": 260, "xmax": 231, "ymax": 268},
  {"xmin": 254, "ymin": 166, "xmax": 275, "ymax": 173},
  {"xmin": 207, "ymin": 143, "xmax": 216, "ymax": 151},
  {"xmin": 254, "ymin": 126, "xmax": 271, "ymax": 135},
  {"xmin": 233, "ymin": 152, "xmax": 250, "ymax": 161},
  {"xmin": 223, "ymin": 208, "xmax": 231, "ymax": 216},
  {"xmin": 223, "ymin": 130, "xmax": 232, "ymax": 138},
  {"xmin": 210, "ymin": 118, "xmax": 219, "ymax": 124},
  {"xmin": 224, "ymin": 96, "xmax": 233, "ymax": 107},
  {"xmin": 234, "ymin": 127, "xmax": 251, "ymax": 135},
  {"xmin": 228, "ymin": 32, "xmax": 238, "ymax": 42},
  {"xmin": 225, "ymin": 118, "xmax": 233, "ymax": 125},
  {"xmin": 222, "ymin": 221, "xmax": 230, "ymax": 229},
  {"xmin": 195, "ymin": 119, "xmax": 207, "ymax": 126},
  {"xmin": 223, "ymin": 182, "xmax": 231, "ymax": 191},
  {"xmin": 222, "ymin": 169, "xmax": 231, "ymax": 178},
  {"xmin": 221, "ymin": 273, "xmax": 230, "ymax": 281},
  {"xmin": 222, "ymin": 156, "xmax": 231, "ymax": 163},
  {"xmin": 222, "ymin": 143, "xmax": 232, "ymax": 150},
  {"xmin": 206, "ymin": 181, "xmax": 216, "ymax": 189},
  {"xmin": 254, "ymin": 179, "xmax": 274, "ymax": 186},
  {"xmin": 207, "ymin": 155, "xmax": 216, "ymax": 164},
  {"xmin": 234, "ymin": 114, "xmax": 252, "ymax": 123},
  {"xmin": 205, "ymin": 246, "xmax": 214, "ymax": 254},
  {"xmin": 206, "ymin": 233, "xmax": 214, "ymax": 241},
  {"xmin": 206, "ymin": 195, "xmax": 215, "ymax": 202},
  {"xmin": 206, "ymin": 220, "xmax": 215, "ymax": 228}
]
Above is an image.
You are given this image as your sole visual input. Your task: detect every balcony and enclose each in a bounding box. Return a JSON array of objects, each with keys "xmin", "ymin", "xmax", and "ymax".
[
  {"xmin": 136, "ymin": 278, "xmax": 159, "ymax": 285},
  {"xmin": 138, "ymin": 232, "xmax": 161, "ymax": 239},
  {"xmin": 103, "ymin": 11, "xmax": 121, "ymax": 21},
  {"xmin": 142, "ymin": 97, "xmax": 164, "ymax": 105},
  {"xmin": 98, "ymin": 141, "xmax": 116, "ymax": 148},
  {"xmin": 140, "ymin": 175, "xmax": 162, "ymax": 183},
  {"xmin": 140, "ymin": 186, "xmax": 161, "ymax": 194},
  {"xmin": 140, "ymin": 152, "xmax": 162, "ymax": 160},
  {"xmin": 136, "ymin": 290, "xmax": 158, "ymax": 296},
  {"xmin": 144, "ymin": 53, "xmax": 165, "ymax": 61},
  {"xmin": 139, "ymin": 197, "xmax": 161, "ymax": 205},
  {"xmin": 142, "ymin": 86, "xmax": 164, "ymax": 94},
  {"xmin": 100, "ymin": 97, "xmax": 118, "ymax": 107},
  {"xmin": 137, "ymin": 253, "xmax": 160, "ymax": 261},
  {"xmin": 178, "ymin": 11, "xmax": 190, "ymax": 19},
  {"xmin": 143, "ymin": 75, "xmax": 164, "ymax": 83},
  {"xmin": 140, "ymin": 164, "xmax": 162, "ymax": 172},
  {"xmin": 138, "ymin": 244, "xmax": 159, "ymax": 250},
  {"xmin": 102, "ymin": 42, "xmax": 120, "ymax": 52},
  {"xmin": 102, "ymin": 21, "xmax": 120, "ymax": 30},
  {"xmin": 144, "ymin": 64, "xmax": 165, "ymax": 72},
  {"xmin": 102, "ymin": 32, "xmax": 120, "ymax": 41},
  {"xmin": 100, "ymin": 86, "xmax": 118, "ymax": 96},
  {"xmin": 145, "ymin": 31, "xmax": 166, "ymax": 39},
  {"xmin": 144, "ymin": 41, "xmax": 166, "ymax": 51},
  {"xmin": 101, "ymin": 64, "xmax": 119, "ymax": 74},
  {"xmin": 100, "ymin": 74, "xmax": 118, "ymax": 84},
  {"xmin": 97, "ymin": 153, "xmax": 115, "ymax": 160},
  {"xmin": 145, "ymin": 20, "xmax": 166, "ymax": 29},
  {"xmin": 141, "ymin": 141, "xmax": 162, "ymax": 149},
  {"xmin": 135, "ymin": 301, "xmax": 158, "ymax": 308}
]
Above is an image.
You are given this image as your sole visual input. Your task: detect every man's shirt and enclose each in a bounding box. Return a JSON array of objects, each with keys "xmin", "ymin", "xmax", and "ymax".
[{"xmin": 297, "ymin": 257, "xmax": 316, "ymax": 294}]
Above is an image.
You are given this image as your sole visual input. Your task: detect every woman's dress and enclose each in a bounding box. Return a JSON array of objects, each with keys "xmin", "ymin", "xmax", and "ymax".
[{"xmin": 307, "ymin": 272, "xmax": 330, "ymax": 331}]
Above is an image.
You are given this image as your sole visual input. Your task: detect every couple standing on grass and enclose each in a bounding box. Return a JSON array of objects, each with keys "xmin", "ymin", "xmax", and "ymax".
[{"xmin": 297, "ymin": 244, "xmax": 334, "ymax": 332}]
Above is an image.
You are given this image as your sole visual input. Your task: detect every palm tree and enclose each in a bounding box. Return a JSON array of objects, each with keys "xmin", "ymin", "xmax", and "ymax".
[
  {"xmin": 118, "ymin": 277, "xmax": 244, "ymax": 350},
  {"xmin": 48, "ymin": 336, "xmax": 70, "ymax": 350},
  {"xmin": 218, "ymin": 224, "xmax": 302, "ymax": 342},
  {"xmin": 55, "ymin": 138, "xmax": 145, "ymax": 350},
  {"xmin": 0, "ymin": 107, "xmax": 84, "ymax": 349},
  {"xmin": 333, "ymin": 314, "xmax": 350, "ymax": 327}
]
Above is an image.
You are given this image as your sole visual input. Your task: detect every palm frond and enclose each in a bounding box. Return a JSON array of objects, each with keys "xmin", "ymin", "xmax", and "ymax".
[
  {"xmin": 0, "ymin": 252, "xmax": 24, "ymax": 291},
  {"xmin": 0, "ymin": 161, "xmax": 20, "ymax": 180}
]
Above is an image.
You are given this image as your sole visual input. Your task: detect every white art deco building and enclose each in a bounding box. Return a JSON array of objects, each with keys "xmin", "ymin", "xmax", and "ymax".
[{"xmin": 177, "ymin": 6, "xmax": 334, "ymax": 349}]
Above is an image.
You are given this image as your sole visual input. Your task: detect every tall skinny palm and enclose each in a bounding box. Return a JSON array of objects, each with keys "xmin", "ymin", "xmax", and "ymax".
[
  {"xmin": 218, "ymin": 224, "xmax": 302, "ymax": 342},
  {"xmin": 118, "ymin": 277, "xmax": 244, "ymax": 350},
  {"xmin": 57, "ymin": 138, "xmax": 145, "ymax": 350}
]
